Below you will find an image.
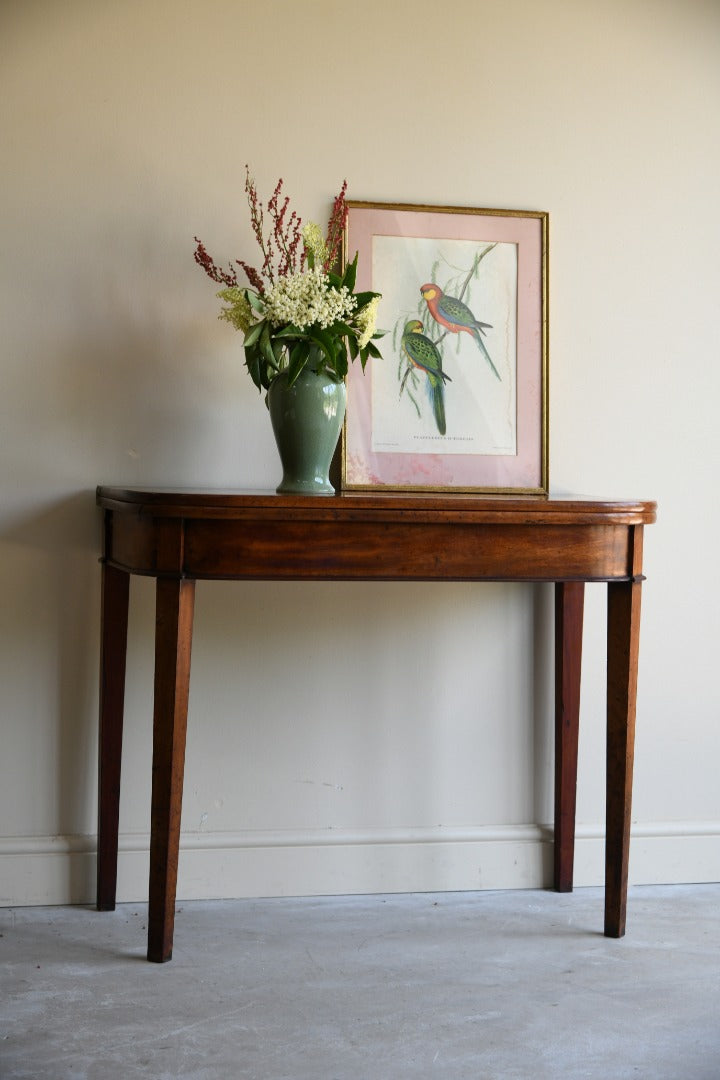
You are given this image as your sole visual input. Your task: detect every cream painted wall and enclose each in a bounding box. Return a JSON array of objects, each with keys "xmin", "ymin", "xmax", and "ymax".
[{"xmin": 1, "ymin": 0, "xmax": 719, "ymax": 905}]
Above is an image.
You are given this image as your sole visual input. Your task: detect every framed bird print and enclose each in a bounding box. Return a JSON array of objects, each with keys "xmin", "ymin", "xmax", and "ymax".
[{"xmin": 341, "ymin": 201, "xmax": 548, "ymax": 493}]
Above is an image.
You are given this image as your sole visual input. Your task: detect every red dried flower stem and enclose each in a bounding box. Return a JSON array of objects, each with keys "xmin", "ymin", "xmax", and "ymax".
[
  {"xmin": 267, "ymin": 179, "xmax": 304, "ymax": 278},
  {"xmin": 193, "ymin": 237, "xmax": 238, "ymax": 286},
  {"xmin": 287, "ymin": 211, "xmax": 306, "ymax": 273},
  {"xmin": 236, "ymin": 258, "xmax": 265, "ymax": 294},
  {"xmin": 323, "ymin": 180, "xmax": 348, "ymax": 272},
  {"xmin": 194, "ymin": 170, "xmax": 348, "ymax": 296},
  {"xmin": 245, "ymin": 166, "xmax": 273, "ymax": 286}
]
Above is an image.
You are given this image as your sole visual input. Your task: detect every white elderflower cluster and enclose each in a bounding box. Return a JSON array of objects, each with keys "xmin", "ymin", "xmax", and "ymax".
[
  {"xmin": 264, "ymin": 268, "xmax": 357, "ymax": 330},
  {"xmin": 354, "ymin": 295, "xmax": 380, "ymax": 349},
  {"xmin": 301, "ymin": 222, "xmax": 328, "ymax": 268}
]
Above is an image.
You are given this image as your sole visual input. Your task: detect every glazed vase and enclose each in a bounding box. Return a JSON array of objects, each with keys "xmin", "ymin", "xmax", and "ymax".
[{"xmin": 267, "ymin": 366, "xmax": 346, "ymax": 495}]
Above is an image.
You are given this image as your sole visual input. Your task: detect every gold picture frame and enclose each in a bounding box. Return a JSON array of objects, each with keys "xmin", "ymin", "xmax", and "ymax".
[{"xmin": 342, "ymin": 201, "xmax": 548, "ymax": 493}]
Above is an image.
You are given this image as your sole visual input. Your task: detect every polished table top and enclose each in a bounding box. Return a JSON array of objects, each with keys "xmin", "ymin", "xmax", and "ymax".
[{"xmin": 97, "ymin": 487, "xmax": 655, "ymax": 521}]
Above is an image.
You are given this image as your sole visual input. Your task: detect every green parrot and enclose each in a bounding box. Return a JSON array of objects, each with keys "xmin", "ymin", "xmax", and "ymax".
[{"xmin": 401, "ymin": 320, "xmax": 452, "ymax": 436}]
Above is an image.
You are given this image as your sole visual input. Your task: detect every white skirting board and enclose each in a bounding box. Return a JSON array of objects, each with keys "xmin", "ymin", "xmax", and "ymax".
[{"xmin": 1, "ymin": 823, "xmax": 719, "ymax": 907}]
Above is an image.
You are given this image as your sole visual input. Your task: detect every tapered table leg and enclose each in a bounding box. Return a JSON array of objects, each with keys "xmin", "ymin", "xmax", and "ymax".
[
  {"xmin": 147, "ymin": 576, "xmax": 195, "ymax": 963},
  {"xmin": 604, "ymin": 578, "xmax": 642, "ymax": 937},
  {"xmin": 97, "ymin": 562, "xmax": 130, "ymax": 911},
  {"xmin": 554, "ymin": 581, "xmax": 585, "ymax": 892}
]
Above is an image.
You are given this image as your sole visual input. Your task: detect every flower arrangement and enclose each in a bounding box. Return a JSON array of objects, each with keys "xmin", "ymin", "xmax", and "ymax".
[{"xmin": 194, "ymin": 169, "xmax": 382, "ymax": 393}]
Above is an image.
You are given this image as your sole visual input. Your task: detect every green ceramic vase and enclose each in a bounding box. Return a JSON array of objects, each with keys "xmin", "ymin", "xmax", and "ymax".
[{"xmin": 267, "ymin": 366, "xmax": 346, "ymax": 495}]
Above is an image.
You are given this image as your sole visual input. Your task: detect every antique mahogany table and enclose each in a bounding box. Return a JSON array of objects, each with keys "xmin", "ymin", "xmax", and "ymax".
[{"xmin": 96, "ymin": 487, "xmax": 656, "ymax": 962}]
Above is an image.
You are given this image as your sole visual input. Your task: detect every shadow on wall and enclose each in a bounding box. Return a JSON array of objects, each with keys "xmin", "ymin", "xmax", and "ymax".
[
  {"xmin": 0, "ymin": 493, "xmax": 100, "ymax": 873},
  {"xmin": 0, "ymin": 497, "xmax": 560, "ymax": 885},
  {"xmin": 2, "ymin": 214, "xmax": 270, "ymax": 511},
  {"xmin": 0, "ymin": 233, "xmax": 268, "ymax": 861}
]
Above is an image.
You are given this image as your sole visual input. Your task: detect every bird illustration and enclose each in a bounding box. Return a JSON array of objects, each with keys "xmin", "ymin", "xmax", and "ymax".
[
  {"xmin": 401, "ymin": 319, "xmax": 451, "ymax": 435},
  {"xmin": 420, "ymin": 283, "xmax": 500, "ymax": 380}
]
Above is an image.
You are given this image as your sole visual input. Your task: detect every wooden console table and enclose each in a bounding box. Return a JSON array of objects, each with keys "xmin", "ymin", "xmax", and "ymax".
[{"xmin": 96, "ymin": 487, "xmax": 656, "ymax": 962}]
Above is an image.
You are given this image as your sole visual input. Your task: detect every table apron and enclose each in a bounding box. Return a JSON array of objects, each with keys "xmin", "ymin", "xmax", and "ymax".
[{"xmin": 105, "ymin": 513, "xmax": 638, "ymax": 582}]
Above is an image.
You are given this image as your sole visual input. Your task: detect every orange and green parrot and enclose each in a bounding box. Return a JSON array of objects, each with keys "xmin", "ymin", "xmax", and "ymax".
[
  {"xmin": 420, "ymin": 283, "xmax": 500, "ymax": 381},
  {"xmin": 401, "ymin": 319, "xmax": 451, "ymax": 436}
]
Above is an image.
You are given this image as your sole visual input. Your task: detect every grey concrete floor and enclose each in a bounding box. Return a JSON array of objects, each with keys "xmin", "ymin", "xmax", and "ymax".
[{"xmin": 1, "ymin": 885, "xmax": 719, "ymax": 1079}]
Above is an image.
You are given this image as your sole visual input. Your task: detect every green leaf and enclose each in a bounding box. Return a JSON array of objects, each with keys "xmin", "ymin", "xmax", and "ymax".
[
  {"xmin": 244, "ymin": 345, "xmax": 263, "ymax": 391},
  {"xmin": 287, "ymin": 346, "xmax": 309, "ymax": 386},
  {"xmin": 259, "ymin": 322, "xmax": 276, "ymax": 369},
  {"xmin": 245, "ymin": 290, "xmax": 265, "ymax": 313},
  {"xmin": 273, "ymin": 323, "xmax": 307, "ymax": 340},
  {"xmin": 307, "ymin": 326, "xmax": 335, "ymax": 369},
  {"xmin": 353, "ymin": 290, "xmax": 380, "ymax": 310},
  {"xmin": 270, "ymin": 338, "xmax": 284, "ymax": 369},
  {"xmin": 342, "ymin": 251, "xmax": 358, "ymax": 292},
  {"xmin": 243, "ymin": 319, "xmax": 265, "ymax": 348},
  {"xmin": 327, "ymin": 271, "xmax": 342, "ymax": 289},
  {"xmin": 335, "ymin": 351, "xmax": 348, "ymax": 379}
]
